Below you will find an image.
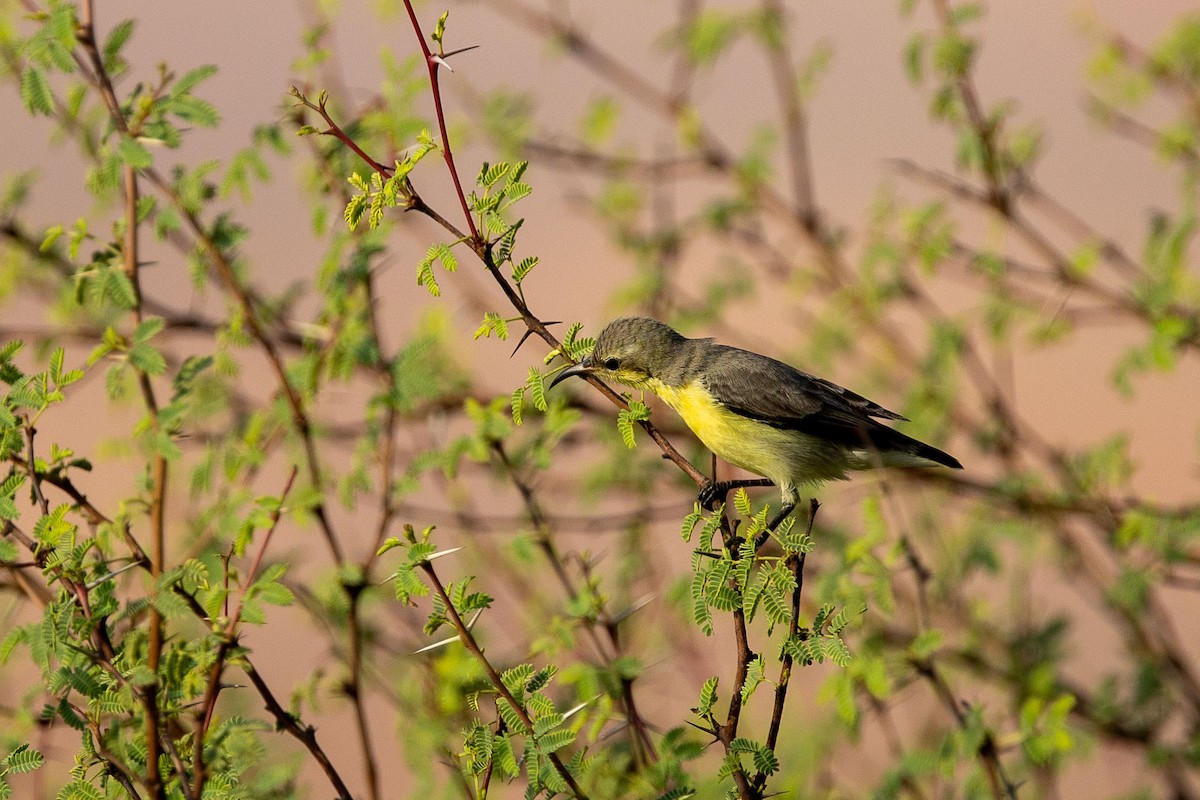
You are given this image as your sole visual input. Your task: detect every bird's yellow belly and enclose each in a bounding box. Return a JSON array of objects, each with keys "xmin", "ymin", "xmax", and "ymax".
[{"xmin": 647, "ymin": 379, "xmax": 844, "ymax": 492}]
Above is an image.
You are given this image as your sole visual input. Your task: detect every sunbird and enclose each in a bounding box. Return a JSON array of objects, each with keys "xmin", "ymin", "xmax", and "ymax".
[{"xmin": 550, "ymin": 317, "xmax": 961, "ymax": 523}]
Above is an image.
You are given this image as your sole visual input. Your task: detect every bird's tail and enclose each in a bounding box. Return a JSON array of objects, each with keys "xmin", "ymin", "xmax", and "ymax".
[{"xmin": 860, "ymin": 425, "xmax": 962, "ymax": 470}]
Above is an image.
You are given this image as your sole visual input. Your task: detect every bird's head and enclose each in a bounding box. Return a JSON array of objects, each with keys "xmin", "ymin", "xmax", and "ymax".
[{"xmin": 549, "ymin": 316, "xmax": 687, "ymax": 391}]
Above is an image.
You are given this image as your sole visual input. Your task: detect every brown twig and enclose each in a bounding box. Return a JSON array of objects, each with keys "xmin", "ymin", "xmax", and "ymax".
[
  {"xmin": 760, "ymin": 0, "xmax": 817, "ymax": 228},
  {"xmin": 910, "ymin": 657, "xmax": 1018, "ymax": 800},
  {"xmin": 491, "ymin": 441, "xmax": 658, "ymax": 764},
  {"xmin": 193, "ymin": 468, "xmax": 299, "ymax": 796},
  {"xmin": 417, "ymin": 560, "xmax": 590, "ymax": 799},
  {"xmin": 243, "ymin": 660, "xmax": 355, "ymax": 800},
  {"xmin": 761, "ymin": 499, "xmax": 818, "ymax": 762},
  {"xmin": 74, "ymin": 4, "xmax": 170, "ymax": 792}
]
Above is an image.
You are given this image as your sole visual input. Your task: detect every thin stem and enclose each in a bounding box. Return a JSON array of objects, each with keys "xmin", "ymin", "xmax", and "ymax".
[
  {"xmin": 911, "ymin": 658, "xmax": 1018, "ymax": 800},
  {"xmin": 346, "ymin": 589, "xmax": 382, "ymax": 800},
  {"xmin": 418, "ymin": 561, "xmax": 590, "ymax": 800},
  {"xmin": 720, "ymin": 605, "xmax": 755, "ymax": 800},
  {"xmin": 761, "ymin": 0, "xmax": 816, "ymax": 226},
  {"xmin": 290, "ymin": 90, "xmax": 712, "ymax": 493},
  {"xmin": 193, "ymin": 468, "xmax": 297, "ymax": 797},
  {"xmin": 491, "ymin": 441, "xmax": 658, "ymax": 764},
  {"xmin": 400, "ymin": 0, "xmax": 480, "ymax": 242},
  {"xmin": 243, "ymin": 660, "xmax": 355, "ymax": 800},
  {"xmin": 75, "ymin": 3, "xmax": 170, "ymax": 792},
  {"xmin": 761, "ymin": 499, "xmax": 818, "ymax": 760}
]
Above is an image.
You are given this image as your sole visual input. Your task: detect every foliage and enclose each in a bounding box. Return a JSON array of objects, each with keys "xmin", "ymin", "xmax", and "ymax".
[{"xmin": 1, "ymin": 2, "xmax": 1198, "ymax": 800}]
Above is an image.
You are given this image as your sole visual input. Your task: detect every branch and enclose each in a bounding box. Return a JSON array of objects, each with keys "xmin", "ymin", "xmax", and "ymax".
[
  {"xmin": 399, "ymin": 1, "xmax": 480, "ymax": 242},
  {"xmin": 74, "ymin": 4, "xmax": 170, "ymax": 791},
  {"xmin": 491, "ymin": 441, "xmax": 658, "ymax": 765},
  {"xmin": 418, "ymin": 560, "xmax": 590, "ymax": 800},
  {"xmin": 761, "ymin": 500, "xmax": 818, "ymax": 759},
  {"xmin": 194, "ymin": 467, "xmax": 298, "ymax": 797},
  {"xmin": 910, "ymin": 658, "xmax": 1018, "ymax": 800},
  {"xmin": 243, "ymin": 660, "xmax": 355, "ymax": 800}
]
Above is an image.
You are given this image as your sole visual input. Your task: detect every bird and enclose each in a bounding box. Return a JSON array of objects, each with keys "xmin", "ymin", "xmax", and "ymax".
[{"xmin": 549, "ymin": 316, "xmax": 961, "ymax": 527}]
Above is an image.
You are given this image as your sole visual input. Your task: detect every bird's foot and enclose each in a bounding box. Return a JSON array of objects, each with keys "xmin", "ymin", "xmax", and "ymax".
[
  {"xmin": 698, "ymin": 480, "xmax": 727, "ymax": 511},
  {"xmin": 698, "ymin": 478, "xmax": 775, "ymax": 511}
]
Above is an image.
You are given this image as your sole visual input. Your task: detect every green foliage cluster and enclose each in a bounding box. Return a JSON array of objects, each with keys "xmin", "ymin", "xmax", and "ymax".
[{"xmin": 1, "ymin": 2, "xmax": 1199, "ymax": 800}]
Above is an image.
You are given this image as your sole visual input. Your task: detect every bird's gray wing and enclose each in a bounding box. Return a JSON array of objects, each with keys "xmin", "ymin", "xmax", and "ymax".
[
  {"xmin": 700, "ymin": 345, "xmax": 904, "ymax": 433},
  {"xmin": 808, "ymin": 375, "xmax": 906, "ymax": 421},
  {"xmin": 699, "ymin": 346, "xmax": 961, "ymax": 468}
]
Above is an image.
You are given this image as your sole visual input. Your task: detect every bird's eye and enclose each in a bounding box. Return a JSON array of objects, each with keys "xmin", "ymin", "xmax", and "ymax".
[{"xmin": 603, "ymin": 357, "xmax": 620, "ymax": 370}]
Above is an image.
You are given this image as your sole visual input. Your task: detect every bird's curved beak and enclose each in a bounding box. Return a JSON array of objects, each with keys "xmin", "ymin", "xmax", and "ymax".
[{"xmin": 548, "ymin": 356, "xmax": 593, "ymax": 390}]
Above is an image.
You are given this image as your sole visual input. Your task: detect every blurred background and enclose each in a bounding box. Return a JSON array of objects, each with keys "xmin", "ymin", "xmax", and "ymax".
[{"xmin": 1, "ymin": 0, "xmax": 1198, "ymax": 798}]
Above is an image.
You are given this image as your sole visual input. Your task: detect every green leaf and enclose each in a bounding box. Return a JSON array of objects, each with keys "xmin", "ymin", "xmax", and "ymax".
[
  {"xmin": 172, "ymin": 355, "xmax": 213, "ymax": 397},
  {"xmin": 480, "ymin": 162, "xmax": 511, "ymax": 188},
  {"xmin": 528, "ymin": 368, "xmax": 547, "ymax": 411},
  {"xmin": 510, "ymin": 386, "xmax": 525, "ymax": 426},
  {"xmin": 526, "ymin": 665, "xmax": 557, "ymax": 693},
  {"xmin": 909, "ymin": 629, "xmax": 942, "ymax": 660},
  {"xmin": 740, "ymin": 655, "xmax": 766, "ymax": 703},
  {"xmin": 492, "ymin": 219, "xmax": 523, "ymax": 263},
  {"xmin": 20, "ymin": 68, "xmax": 54, "ymax": 116},
  {"xmin": 3, "ymin": 744, "xmax": 43, "ymax": 774},
  {"xmin": 729, "ymin": 737, "xmax": 758, "ymax": 754},
  {"xmin": 696, "ymin": 676, "xmax": 719, "ymax": 716},
  {"xmin": 733, "ymin": 488, "xmax": 752, "ymax": 517},
  {"xmin": 473, "ymin": 312, "xmax": 509, "ymax": 340},
  {"xmin": 657, "ymin": 788, "xmax": 696, "ymax": 800},
  {"xmin": 752, "ymin": 745, "xmax": 779, "ymax": 776},
  {"xmin": 56, "ymin": 780, "xmax": 103, "ymax": 800},
  {"xmin": 49, "ymin": 347, "xmax": 64, "ymax": 382},
  {"xmin": 904, "ymin": 34, "xmax": 925, "ymax": 83},
  {"xmin": 128, "ymin": 344, "xmax": 166, "ymax": 375},
  {"xmin": 616, "ymin": 409, "xmax": 637, "ymax": 448},
  {"xmin": 536, "ymin": 729, "xmax": 575, "ymax": 753},
  {"xmin": 582, "ymin": 96, "xmax": 619, "ymax": 146},
  {"xmin": 680, "ymin": 10, "xmax": 740, "ymax": 65},
  {"xmin": 116, "ymin": 137, "xmax": 152, "ymax": 169},
  {"xmin": 616, "ymin": 400, "xmax": 649, "ymax": 449},
  {"xmin": 103, "ymin": 270, "xmax": 138, "ymax": 309},
  {"xmin": 761, "ymin": 583, "xmax": 791, "ymax": 627},
  {"xmin": 533, "ymin": 711, "xmax": 564, "ymax": 737},
  {"xmin": 133, "ymin": 316, "xmax": 165, "ymax": 343},
  {"xmin": 169, "ymin": 94, "xmax": 221, "ymax": 127},
  {"xmin": 172, "ymin": 64, "xmax": 218, "ymax": 95},
  {"xmin": 101, "ymin": 19, "xmax": 135, "ymax": 67},
  {"xmin": 432, "ymin": 10, "xmax": 449, "ymax": 45},
  {"xmin": 254, "ymin": 580, "xmax": 294, "ymax": 607},
  {"xmin": 39, "ymin": 225, "xmax": 63, "ymax": 253},
  {"xmin": 949, "ymin": 3, "xmax": 985, "ymax": 25},
  {"xmin": 680, "ymin": 504, "xmax": 703, "ymax": 542},
  {"xmin": 512, "ymin": 255, "xmax": 538, "ymax": 284},
  {"xmin": 344, "ymin": 193, "xmax": 368, "ymax": 230},
  {"xmin": 494, "ymin": 735, "xmax": 520, "ymax": 777}
]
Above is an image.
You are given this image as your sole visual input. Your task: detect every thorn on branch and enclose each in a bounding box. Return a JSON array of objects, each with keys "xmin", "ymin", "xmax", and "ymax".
[{"xmin": 511, "ymin": 320, "xmax": 561, "ymax": 358}]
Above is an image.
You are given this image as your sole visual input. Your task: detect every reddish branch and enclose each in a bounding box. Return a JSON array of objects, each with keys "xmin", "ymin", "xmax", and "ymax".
[
  {"xmin": 74, "ymin": 2, "xmax": 170, "ymax": 794},
  {"xmin": 193, "ymin": 468, "xmax": 298, "ymax": 797}
]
